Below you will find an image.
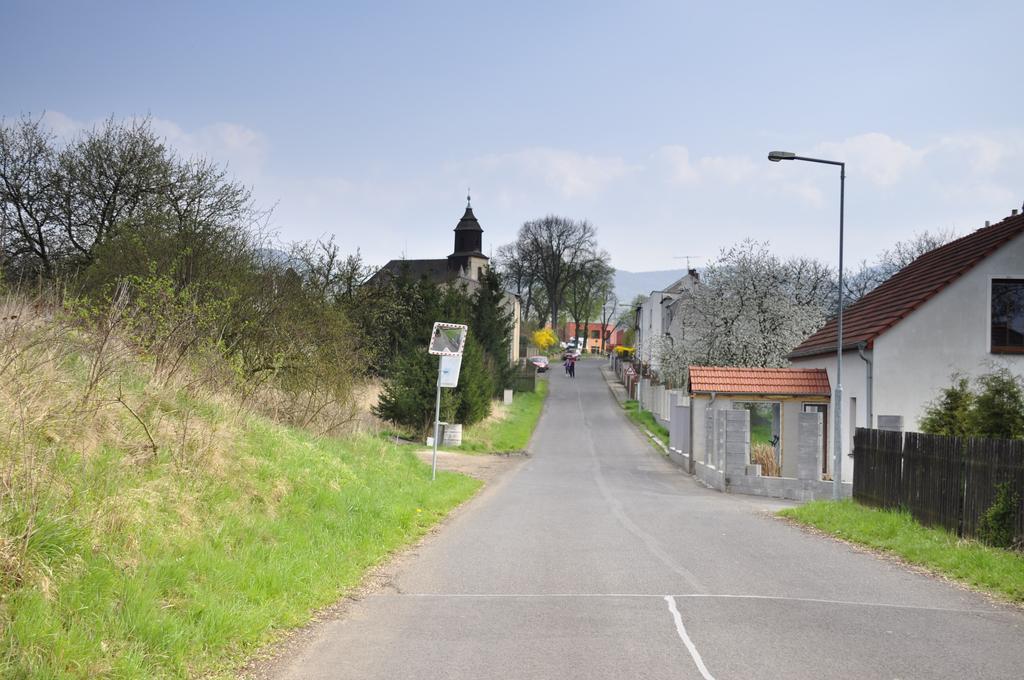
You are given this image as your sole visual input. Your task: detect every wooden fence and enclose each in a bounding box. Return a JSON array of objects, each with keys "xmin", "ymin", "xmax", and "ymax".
[
  {"xmin": 512, "ymin": 361, "xmax": 537, "ymax": 393},
  {"xmin": 853, "ymin": 428, "xmax": 1024, "ymax": 541}
]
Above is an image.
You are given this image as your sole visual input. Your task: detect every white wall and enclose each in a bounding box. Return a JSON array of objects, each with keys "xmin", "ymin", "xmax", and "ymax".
[
  {"xmin": 788, "ymin": 349, "xmax": 867, "ymax": 483},
  {"xmin": 873, "ymin": 232, "xmax": 1024, "ymax": 430}
]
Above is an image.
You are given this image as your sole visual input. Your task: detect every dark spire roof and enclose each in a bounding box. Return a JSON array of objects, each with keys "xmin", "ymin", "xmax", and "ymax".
[{"xmin": 454, "ymin": 204, "xmax": 482, "ymax": 232}]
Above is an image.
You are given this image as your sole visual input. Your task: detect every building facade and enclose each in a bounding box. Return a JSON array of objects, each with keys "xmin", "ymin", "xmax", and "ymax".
[{"xmin": 789, "ymin": 211, "xmax": 1024, "ymax": 482}]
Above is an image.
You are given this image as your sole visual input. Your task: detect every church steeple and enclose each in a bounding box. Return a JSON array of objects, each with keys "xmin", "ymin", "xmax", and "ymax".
[
  {"xmin": 452, "ymin": 192, "xmax": 483, "ymax": 256},
  {"xmin": 448, "ymin": 194, "xmax": 488, "ymax": 280}
]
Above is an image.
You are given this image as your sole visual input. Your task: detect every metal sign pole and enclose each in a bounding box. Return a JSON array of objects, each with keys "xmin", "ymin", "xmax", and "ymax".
[
  {"xmin": 431, "ymin": 366, "xmax": 441, "ymax": 481},
  {"xmin": 427, "ymin": 321, "xmax": 468, "ymax": 482}
]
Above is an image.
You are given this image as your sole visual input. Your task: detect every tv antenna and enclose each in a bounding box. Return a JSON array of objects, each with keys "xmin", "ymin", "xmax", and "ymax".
[{"xmin": 674, "ymin": 255, "xmax": 704, "ymax": 269}]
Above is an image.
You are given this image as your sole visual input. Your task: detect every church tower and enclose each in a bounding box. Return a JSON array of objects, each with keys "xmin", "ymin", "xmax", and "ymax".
[{"xmin": 448, "ymin": 193, "xmax": 489, "ymax": 280}]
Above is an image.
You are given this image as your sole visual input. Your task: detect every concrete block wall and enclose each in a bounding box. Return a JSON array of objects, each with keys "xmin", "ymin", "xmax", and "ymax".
[
  {"xmin": 724, "ymin": 410, "xmax": 750, "ymax": 475},
  {"xmin": 797, "ymin": 412, "xmax": 822, "ymax": 481}
]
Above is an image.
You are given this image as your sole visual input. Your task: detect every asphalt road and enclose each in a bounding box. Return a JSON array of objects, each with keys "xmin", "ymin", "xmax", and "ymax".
[{"xmin": 270, "ymin": 361, "xmax": 1024, "ymax": 680}]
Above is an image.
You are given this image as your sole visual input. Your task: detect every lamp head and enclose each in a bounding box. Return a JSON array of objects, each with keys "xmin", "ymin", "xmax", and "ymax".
[{"xmin": 768, "ymin": 151, "xmax": 796, "ymax": 162}]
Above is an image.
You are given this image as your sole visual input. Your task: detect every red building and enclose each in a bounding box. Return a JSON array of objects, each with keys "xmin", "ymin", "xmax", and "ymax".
[{"xmin": 563, "ymin": 322, "xmax": 624, "ymax": 353}]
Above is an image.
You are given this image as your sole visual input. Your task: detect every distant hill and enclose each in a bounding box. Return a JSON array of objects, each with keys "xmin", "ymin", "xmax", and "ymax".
[{"xmin": 613, "ymin": 268, "xmax": 691, "ymax": 304}]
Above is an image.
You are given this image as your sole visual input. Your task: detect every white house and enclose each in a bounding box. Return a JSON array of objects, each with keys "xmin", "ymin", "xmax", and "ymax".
[
  {"xmin": 636, "ymin": 269, "xmax": 700, "ymax": 376},
  {"xmin": 789, "ymin": 209, "xmax": 1024, "ymax": 482}
]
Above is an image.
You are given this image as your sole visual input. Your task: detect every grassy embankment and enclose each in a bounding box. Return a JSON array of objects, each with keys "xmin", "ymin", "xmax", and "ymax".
[
  {"xmin": 457, "ymin": 378, "xmax": 548, "ymax": 453},
  {"xmin": 0, "ymin": 305, "xmax": 480, "ymax": 678},
  {"xmin": 623, "ymin": 399, "xmax": 670, "ymax": 447},
  {"xmin": 780, "ymin": 500, "xmax": 1024, "ymax": 602}
]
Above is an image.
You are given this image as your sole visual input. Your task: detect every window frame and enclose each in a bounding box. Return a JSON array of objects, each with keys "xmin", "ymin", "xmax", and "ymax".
[{"xmin": 991, "ymin": 277, "xmax": 1024, "ymax": 354}]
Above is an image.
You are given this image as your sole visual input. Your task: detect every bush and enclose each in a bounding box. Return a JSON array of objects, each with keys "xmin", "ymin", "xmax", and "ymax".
[
  {"xmin": 920, "ymin": 376, "xmax": 974, "ymax": 437},
  {"xmin": 977, "ymin": 482, "xmax": 1020, "ymax": 549},
  {"xmin": 531, "ymin": 328, "xmax": 558, "ymax": 352},
  {"xmin": 969, "ymin": 370, "xmax": 1024, "ymax": 439},
  {"xmin": 921, "ymin": 370, "xmax": 1024, "ymax": 439}
]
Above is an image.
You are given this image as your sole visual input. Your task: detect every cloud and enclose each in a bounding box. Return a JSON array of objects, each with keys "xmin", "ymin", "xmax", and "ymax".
[
  {"xmin": 697, "ymin": 155, "xmax": 757, "ymax": 183},
  {"xmin": 653, "ymin": 145, "xmax": 699, "ymax": 184},
  {"xmin": 39, "ymin": 110, "xmax": 85, "ymax": 139},
  {"xmin": 149, "ymin": 118, "xmax": 268, "ymax": 180},
  {"xmin": 36, "ymin": 111, "xmax": 268, "ymax": 182},
  {"xmin": 814, "ymin": 132, "xmax": 923, "ymax": 186},
  {"xmin": 473, "ymin": 147, "xmax": 638, "ymax": 197},
  {"xmin": 654, "ymin": 146, "xmax": 757, "ymax": 185}
]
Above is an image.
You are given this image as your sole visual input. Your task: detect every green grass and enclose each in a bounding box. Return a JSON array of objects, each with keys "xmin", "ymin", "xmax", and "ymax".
[
  {"xmin": 1, "ymin": 421, "xmax": 480, "ymax": 678},
  {"xmin": 457, "ymin": 378, "xmax": 548, "ymax": 453},
  {"xmin": 623, "ymin": 399, "xmax": 670, "ymax": 447},
  {"xmin": 780, "ymin": 500, "xmax": 1024, "ymax": 602}
]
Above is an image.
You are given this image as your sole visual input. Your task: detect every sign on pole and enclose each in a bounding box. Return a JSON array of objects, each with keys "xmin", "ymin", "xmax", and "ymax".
[
  {"xmin": 428, "ymin": 322, "xmax": 468, "ymax": 481},
  {"xmin": 429, "ymin": 322, "xmax": 468, "ymax": 356},
  {"xmin": 438, "ymin": 354, "xmax": 463, "ymax": 388}
]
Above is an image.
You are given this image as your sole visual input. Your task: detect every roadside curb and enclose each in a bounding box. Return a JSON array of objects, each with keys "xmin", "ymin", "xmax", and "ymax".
[{"xmin": 599, "ymin": 365, "xmax": 629, "ymax": 406}]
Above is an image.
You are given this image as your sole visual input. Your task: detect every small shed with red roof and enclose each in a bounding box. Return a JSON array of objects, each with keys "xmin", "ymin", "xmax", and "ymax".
[
  {"xmin": 688, "ymin": 366, "xmax": 832, "ymax": 480},
  {"xmin": 789, "ymin": 209, "xmax": 1024, "ymax": 483}
]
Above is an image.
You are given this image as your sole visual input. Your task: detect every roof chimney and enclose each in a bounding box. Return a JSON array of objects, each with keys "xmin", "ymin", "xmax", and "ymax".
[
  {"xmin": 1013, "ymin": 209, "xmax": 1019, "ymax": 217},
  {"xmin": 985, "ymin": 220, "xmax": 990, "ymax": 227}
]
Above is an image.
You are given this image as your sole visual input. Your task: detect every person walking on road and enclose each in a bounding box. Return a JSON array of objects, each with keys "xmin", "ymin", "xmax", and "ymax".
[{"xmin": 568, "ymin": 354, "xmax": 576, "ymax": 379}]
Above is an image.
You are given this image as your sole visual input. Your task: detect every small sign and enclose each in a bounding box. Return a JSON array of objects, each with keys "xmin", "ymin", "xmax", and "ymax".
[
  {"xmin": 429, "ymin": 322, "xmax": 468, "ymax": 356},
  {"xmin": 438, "ymin": 354, "xmax": 462, "ymax": 387}
]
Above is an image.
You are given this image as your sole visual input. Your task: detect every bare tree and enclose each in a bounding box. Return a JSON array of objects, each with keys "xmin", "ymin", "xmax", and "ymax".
[
  {"xmin": 844, "ymin": 229, "xmax": 957, "ymax": 303},
  {"xmin": 56, "ymin": 116, "xmax": 170, "ymax": 265},
  {"xmin": 565, "ymin": 254, "xmax": 613, "ymax": 352},
  {"xmin": 0, "ymin": 116, "xmax": 61, "ymax": 279},
  {"xmin": 505, "ymin": 215, "xmax": 598, "ymax": 329},
  {"xmin": 596, "ymin": 276, "xmax": 618, "ymax": 352}
]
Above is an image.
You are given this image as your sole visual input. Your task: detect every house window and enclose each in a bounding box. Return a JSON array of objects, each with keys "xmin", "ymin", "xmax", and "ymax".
[
  {"xmin": 590, "ymin": 330, "xmax": 600, "ymax": 339},
  {"xmin": 992, "ymin": 279, "xmax": 1024, "ymax": 353}
]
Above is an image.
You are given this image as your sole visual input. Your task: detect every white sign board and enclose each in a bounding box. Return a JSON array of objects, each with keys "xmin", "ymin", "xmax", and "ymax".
[
  {"xmin": 429, "ymin": 322, "xmax": 468, "ymax": 356},
  {"xmin": 438, "ymin": 354, "xmax": 463, "ymax": 387}
]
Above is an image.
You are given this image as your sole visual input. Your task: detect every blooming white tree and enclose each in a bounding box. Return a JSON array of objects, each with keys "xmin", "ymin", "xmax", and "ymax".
[{"xmin": 656, "ymin": 240, "xmax": 833, "ymax": 386}]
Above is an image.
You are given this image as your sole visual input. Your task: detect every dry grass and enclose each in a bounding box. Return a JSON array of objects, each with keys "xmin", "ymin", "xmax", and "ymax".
[
  {"xmin": 751, "ymin": 442, "xmax": 781, "ymax": 477},
  {"xmin": 0, "ymin": 290, "xmax": 480, "ymax": 678},
  {"xmin": 0, "ymin": 289, "xmax": 366, "ymax": 596}
]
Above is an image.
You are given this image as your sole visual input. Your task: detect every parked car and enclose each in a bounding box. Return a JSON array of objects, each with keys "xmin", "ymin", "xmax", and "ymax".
[{"xmin": 528, "ymin": 356, "xmax": 549, "ymax": 372}]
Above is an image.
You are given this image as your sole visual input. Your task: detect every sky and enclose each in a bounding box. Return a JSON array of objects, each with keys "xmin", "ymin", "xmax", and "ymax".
[{"xmin": 4, "ymin": 0, "xmax": 1023, "ymax": 272}]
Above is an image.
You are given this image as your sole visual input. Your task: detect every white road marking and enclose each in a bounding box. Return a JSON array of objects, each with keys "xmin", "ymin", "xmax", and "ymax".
[
  {"xmin": 665, "ymin": 595, "xmax": 716, "ymax": 680},
  {"xmin": 386, "ymin": 592, "xmax": 1008, "ymax": 615}
]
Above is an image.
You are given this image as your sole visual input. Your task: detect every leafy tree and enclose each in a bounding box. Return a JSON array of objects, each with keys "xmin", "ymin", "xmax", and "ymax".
[
  {"xmin": 471, "ymin": 267, "xmax": 514, "ymax": 392},
  {"xmin": 455, "ymin": 334, "xmax": 492, "ymax": 425},
  {"xmin": 373, "ymin": 348, "xmax": 451, "ymax": 435}
]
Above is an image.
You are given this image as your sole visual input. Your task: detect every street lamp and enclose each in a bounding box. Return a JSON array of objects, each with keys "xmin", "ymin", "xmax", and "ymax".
[{"xmin": 768, "ymin": 150, "xmax": 846, "ymax": 501}]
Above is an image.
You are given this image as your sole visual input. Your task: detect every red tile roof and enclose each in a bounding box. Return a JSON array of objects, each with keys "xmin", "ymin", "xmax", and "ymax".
[
  {"xmin": 790, "ymin": 212, "xmax": 1024, "ymax": 359},
  {"xmin": 689, "ymin": 366, "xmax": 831, "ymax": 396}
]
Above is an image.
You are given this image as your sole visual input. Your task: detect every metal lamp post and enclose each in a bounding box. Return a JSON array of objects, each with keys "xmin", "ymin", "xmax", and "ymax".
[{"xmin": 768, "ymin": 150, "xmax": 845, "ymax": 500}]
